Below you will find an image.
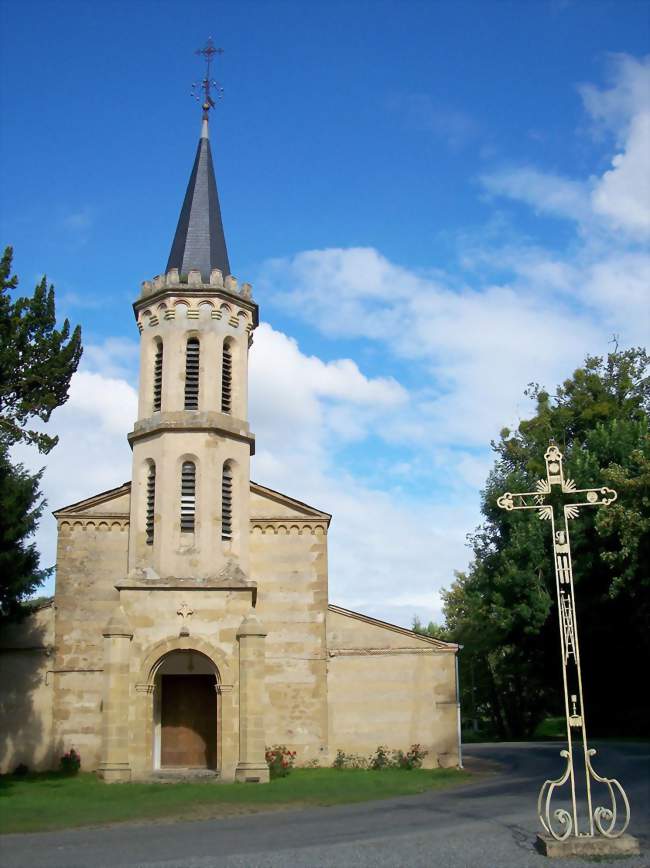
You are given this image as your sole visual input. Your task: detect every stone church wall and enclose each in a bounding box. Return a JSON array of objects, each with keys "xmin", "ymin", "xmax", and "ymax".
[
  {"xmin": 53, "ymin": 516, "xmax": 129, "ymax": 770},
  {"xmin": 0, "ymin": 604, "xmax": 56, "ymax": 773},
  {"xmin": 250, "ymin": 522, "xmax": 329, "ymax": 765},
  {"xmin": 326, "ymin": 607, "xmax": 459, "ymax": 768}
]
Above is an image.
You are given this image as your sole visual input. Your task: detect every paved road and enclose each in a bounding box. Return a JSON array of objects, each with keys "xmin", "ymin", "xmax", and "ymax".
[{"xmin": 1, "ymin": 742, "xmax": 648, "ymax": 868}]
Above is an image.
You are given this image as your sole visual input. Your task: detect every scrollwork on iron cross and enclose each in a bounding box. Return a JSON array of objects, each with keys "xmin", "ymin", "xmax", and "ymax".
[{"xmin": 497, "ymin": 441, "xmax": 630, "ymax": 841}]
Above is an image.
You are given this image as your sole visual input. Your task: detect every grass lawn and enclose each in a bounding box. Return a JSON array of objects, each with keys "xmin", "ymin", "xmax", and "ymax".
[
  {"xmin": 0, "ymin": 767, "xmax": 471, "ymax": 835},
  {"xmin": 532, "ymin": 716, "xmax": 566, "ymax": 739}
]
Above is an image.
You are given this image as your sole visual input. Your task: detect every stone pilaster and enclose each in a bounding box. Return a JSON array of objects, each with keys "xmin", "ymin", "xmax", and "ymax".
[
  {"xmin": 98, "ymin": 607, "xmax": 132, "ymax": 782},
  {"xmin": 235, "ymin": 614, "xmax": 269, "ymax": 783},
  {"xmin": 218, "ymin": 683, "xmax": 236, "ymax": 781}
]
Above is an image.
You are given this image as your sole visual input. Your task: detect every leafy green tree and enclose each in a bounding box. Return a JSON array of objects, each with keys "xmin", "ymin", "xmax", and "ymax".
[
  {"xmin": 0, "ymin": 245, "xmax": 82, "ymax": 620},
  {"xmin": 411, "ymin": 616, "xmax": 451, "ymax": 641},
  {"xmin": 0, "ymin": 246, "xmax": 82, "ymax": 454},
  {"xmin": 437, "ymin": 348, "xmax": 649, "ymax": 738}
]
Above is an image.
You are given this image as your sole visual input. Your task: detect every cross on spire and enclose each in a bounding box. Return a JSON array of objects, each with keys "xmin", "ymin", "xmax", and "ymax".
[{"xmin": 192, "ymin": 36, "xmax": 224, "ymax": 117}]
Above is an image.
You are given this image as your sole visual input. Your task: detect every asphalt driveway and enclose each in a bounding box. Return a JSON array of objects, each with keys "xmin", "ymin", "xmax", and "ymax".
[{"xmin": 1, "ymin": 742, "xmax": 648, "ymax": 868}]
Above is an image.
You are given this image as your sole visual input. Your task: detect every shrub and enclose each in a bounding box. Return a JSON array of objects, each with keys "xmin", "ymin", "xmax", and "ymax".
[
  {"xmin": 333, "ymin": 745, "xmax": 429, "ymax": 770},
  {"xmin": 394, "ymin": 744, "xmax": 428, "ymax": 770},
  {"xmin": 332, "ymin": 750, "xmax": 368, "ymax": 769},
  {"xmin": 369, "ymin": 745, "xmax": 393, "ymax": 770},
  {"xmin": 60, "ymin": 748, "xmax": 81, "ymax": 776},
  {"xmin": 12, "ymin": 763, "xmax": 29, "ymax": 777},
  {"xmin": 265, "ymin": 745, "xmax": 296, "ymax": 779}
]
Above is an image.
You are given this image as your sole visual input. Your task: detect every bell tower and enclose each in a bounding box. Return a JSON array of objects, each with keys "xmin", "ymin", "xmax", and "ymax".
[{"xmin": 126, "ymin": 70, "xmax": 258, "ymax": 584}]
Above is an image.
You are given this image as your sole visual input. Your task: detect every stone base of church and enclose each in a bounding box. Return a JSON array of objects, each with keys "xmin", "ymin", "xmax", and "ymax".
[
  {"xmin": 536, "ymin": 833, "xmax": 640, "ymax": 858},
  {"xmin": 97, "ymin": 762, "xmax": 132, "ymax": 783},
  {"xmin": 234, "ymin": 762, "xmax": 270, "ymax": 784}
]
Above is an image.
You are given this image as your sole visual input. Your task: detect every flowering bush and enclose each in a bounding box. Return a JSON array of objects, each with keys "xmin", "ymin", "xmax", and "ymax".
[
  {"xmin": 369, "ymin": 745, "xmax": 393, "ymax": 770},
  {"xmin": 333, "ymin": 744, "xmax": 428, "ymax": 770},
  {"xmin": 393, "ymin": 744, "xmax": 428, "ymax": 770},
  {"xmin": 332, "ymin": 750, "xmax": 368, "ymax": 769},
  {"xmin": 265, "ymin": 745, "xmax": 296, "ymax": 779},
  {"xmin": 60, "ymin": 748, "xmax": 81, "ymax": 775}
]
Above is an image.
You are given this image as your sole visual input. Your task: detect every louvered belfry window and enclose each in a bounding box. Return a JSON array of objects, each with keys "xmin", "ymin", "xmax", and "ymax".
[
  {"xmin": 222, "ymin": 464, "xmax": 233, "ymax": 541},
  {"xmin": 221, "ymin": 342, "xmax": 232, "ymax": 413},
  {"xmin": 184, "ymin": 338, "xmax": 200, "ymax": 409},
  {"xmin": 145, "ymin": 462, "xmax": 156, "ymax": 544},
  {"xmin": 152, "ymin": 342, "xmax": 163, "ymax": 412},
  {"xmin": 180, "ymin": 461, "xmax": 196, "ymax": 532}
]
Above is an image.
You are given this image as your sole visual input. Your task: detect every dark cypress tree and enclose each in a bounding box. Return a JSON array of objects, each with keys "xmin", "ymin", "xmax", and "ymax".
[{"xmin": 0, "ymin": 246, "xmax": 83, "ymax": 620}]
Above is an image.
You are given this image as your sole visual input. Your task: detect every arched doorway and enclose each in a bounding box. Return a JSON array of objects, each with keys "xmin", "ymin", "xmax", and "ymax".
[{"xmin": 153, "ymin": 650, "xmax": 218, "ymax": 769}]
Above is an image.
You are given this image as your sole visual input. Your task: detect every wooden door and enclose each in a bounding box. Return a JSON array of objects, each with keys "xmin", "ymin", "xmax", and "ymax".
[{"xmin": 161, "ymin": 674, "xmax": 217, "ymax": 768}]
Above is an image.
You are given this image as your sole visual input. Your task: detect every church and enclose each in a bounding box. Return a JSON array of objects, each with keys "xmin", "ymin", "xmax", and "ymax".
[{"xmin": 0, "ymin": 89, "xmax": 460, "ymax": 782}]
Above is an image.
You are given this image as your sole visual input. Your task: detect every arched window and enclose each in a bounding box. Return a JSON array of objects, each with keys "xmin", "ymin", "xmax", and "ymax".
[
  {"xmin": 221, "ymin": 341, "xmax": 232, "ymax": 414},
  {"xmin": 180, "ymin": 461, "xmax": 196, "ymax": 532},
  {"xmin": 184, "ymin": 337, "xmax": 200, "ymax": 409},
  {"xmin": 146, "ymin": 462, "xmax": 156, "ymax": 544},
  {"xmin": 222, "ymin": 463, "xmax": 233, "ymax": 541},
  {"xmin": 152, "ymin": 341, "xmax": 163, "ymax": 412}
]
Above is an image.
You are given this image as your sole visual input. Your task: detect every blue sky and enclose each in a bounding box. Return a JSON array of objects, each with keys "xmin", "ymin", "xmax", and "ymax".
[{"xmin": 1, "ymin": 0, "xmax": 649, "ymax": 625}]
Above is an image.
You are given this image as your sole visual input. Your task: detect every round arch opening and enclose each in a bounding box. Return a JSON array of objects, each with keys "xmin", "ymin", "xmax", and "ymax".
[{"xmin": 152, "ymin": 650, "xmax": 220, "ymax": 771}]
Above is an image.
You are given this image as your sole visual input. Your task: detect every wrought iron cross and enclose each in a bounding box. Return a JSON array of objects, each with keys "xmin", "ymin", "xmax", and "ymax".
[
  {"xmin": 498, "ymin": 441, "xmax": 630, "ymax": 841},
  {"xmin": 192, "ymin": 36, "xmax": 224, "ymax": 115}
]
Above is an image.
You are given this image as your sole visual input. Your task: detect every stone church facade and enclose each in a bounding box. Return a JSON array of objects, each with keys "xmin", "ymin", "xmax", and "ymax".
[{"xmin": 0, "ymin": 106, "xmax": 460, "ymax": 782}]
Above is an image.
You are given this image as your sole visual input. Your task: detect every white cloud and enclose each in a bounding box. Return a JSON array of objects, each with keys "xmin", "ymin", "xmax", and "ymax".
[
  {"xmin": 480, "ymin": 167, "xmax": 591, "ymax": 223},
  {"xmin": 591, "ymin": 110, "xmax": 650, "ymax": 237},
  {"xmin": 260, "ymin": 246, "xmax": 604, "ymax": 449},
  {"xmin": 582, "ymin": 55, "xmax": 650, "ymax": 239},
  {"xmin": 82, "ymin": 336, "xmax": 140, "ymax": 380},
  {"xmin": 250, "ymin": 323, "xmax": 406, "ymax": 458},
  {"xmin": 481, "ymin": 54, "xmax": 650, "ymax": 241}
]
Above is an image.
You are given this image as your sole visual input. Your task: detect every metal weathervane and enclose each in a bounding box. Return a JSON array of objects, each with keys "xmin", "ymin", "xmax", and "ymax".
[
  {"xmin": 497, "ymin": 441, "xmax": 631, "ymax": 842},
  {"xmin": 192, "ymin": 36, "xmax": 224, "ymax": 116}
]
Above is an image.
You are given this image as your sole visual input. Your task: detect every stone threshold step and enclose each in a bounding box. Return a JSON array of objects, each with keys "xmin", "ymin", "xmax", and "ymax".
[{"xmin": 150, "ymin": 769, "xmax": 220, "ymax": 783}]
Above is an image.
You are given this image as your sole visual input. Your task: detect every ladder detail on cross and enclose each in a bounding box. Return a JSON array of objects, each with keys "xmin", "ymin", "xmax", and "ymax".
[{"xmin": 497, "ymin": 441, "xmax": 631, "ymax": 841}]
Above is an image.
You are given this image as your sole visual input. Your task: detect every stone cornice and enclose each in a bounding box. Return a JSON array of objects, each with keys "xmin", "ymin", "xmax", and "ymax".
[
  {"xmin": 55, "ymin": 516, "xmax": 329, "ymax": 535},
  {"xmin": 251, "ymin": 521, "xmax": 328, "ymax": 536},
  {"xmin": 134, "ymin": 279, "xmax": 259, "ymax": 328},
  {"xmin": 116, "ymin": 573, "xmax": 257, "ymax": 605},
  {"xmin": 127, "ymin": 415, "xmax": 255, "ymax": 454},
  {"xmin": 328, "ymin": 647, "xmax": 450, "ymax": 657},
  {"xmin": 116, "ymin": 577, "xmax": 256, "ymax": 590},
  {"xmin": 58, "ymin": 516, "xmax": 129, "ymax": 531}
]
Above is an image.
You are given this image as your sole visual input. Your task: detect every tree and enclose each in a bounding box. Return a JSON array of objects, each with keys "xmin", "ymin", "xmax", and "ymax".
[
  {"xmin": 436, "ymin": 348, "xmax": 649, "ymax": 738},
  {"xmin": 412, "ymin": 616, "xmax": 451, "ymax": 641},
  {"xmin": 0, "ymin": 246, "xmax": 82, "ymax": 454},
  {"xmin": 0, "ymin": 452, "xmax": 51, "ymax": 621},
  {"xmin": 0, "ymin": 246, "xmax": 83, "ymax": 621}
]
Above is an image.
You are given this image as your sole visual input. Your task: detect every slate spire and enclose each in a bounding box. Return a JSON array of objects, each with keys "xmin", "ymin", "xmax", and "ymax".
[{"xmin": 166, "ymin": 114, "xmax": 230, "ymax": 280}]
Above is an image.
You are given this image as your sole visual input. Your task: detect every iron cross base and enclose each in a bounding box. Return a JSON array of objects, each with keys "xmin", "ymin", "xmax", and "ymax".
[{"xmin": 536, "ymin": 833, "xmax": 640, "ymax": 859}]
